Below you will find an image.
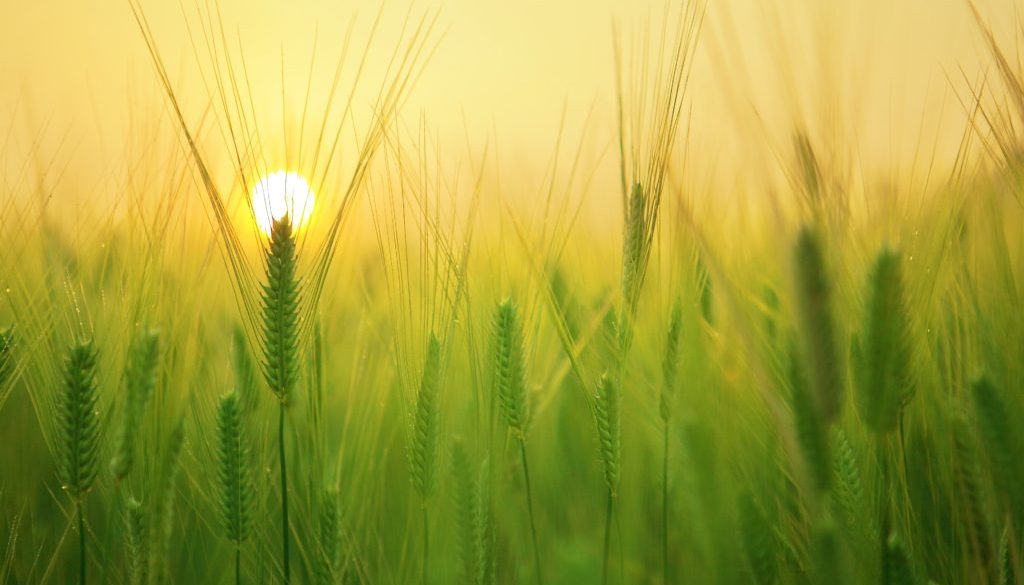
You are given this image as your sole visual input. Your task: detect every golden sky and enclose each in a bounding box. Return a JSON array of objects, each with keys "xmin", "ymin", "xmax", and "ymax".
[{"xmin": 0, "ymin": 0, "xmax": 1009, "ymax": 200}]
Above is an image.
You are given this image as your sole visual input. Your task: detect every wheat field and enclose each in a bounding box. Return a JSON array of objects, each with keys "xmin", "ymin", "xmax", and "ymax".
[{"xmin": 1, "ymin": 1, "xmax": 1023, "ymax": 584}]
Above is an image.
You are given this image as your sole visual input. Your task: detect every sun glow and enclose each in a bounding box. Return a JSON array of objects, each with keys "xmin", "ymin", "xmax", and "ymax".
[{"xmin": 251, "ymin": 171, "xmax": 316, "ymax": 236}]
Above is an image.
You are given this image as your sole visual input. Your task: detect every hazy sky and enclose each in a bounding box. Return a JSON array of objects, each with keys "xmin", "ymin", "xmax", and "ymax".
[{"xmin": 0, "ymin": 0, "xmax": 1005, "ymax": 198}]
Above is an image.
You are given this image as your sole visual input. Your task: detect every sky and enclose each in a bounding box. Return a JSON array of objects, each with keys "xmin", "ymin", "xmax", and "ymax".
[{"xmin": 0, "ymin": 0, "xmax": 1008, "ymax": 205}]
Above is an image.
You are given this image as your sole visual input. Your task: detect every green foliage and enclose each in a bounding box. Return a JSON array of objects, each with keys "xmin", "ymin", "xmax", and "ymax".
[
  {"xmin": 232, "ymin": 324, "xmax": 260, "ymax": 414},
  {"xmin": 111, "ymin": 329, "xmax": 161, "ymax": 480},
  {"xmin": 57, "ymin": 340, "xmax": 101, "ymax": 501}
]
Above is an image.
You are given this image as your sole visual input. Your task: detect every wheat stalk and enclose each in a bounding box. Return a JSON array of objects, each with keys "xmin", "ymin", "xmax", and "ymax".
[
  {"xmin": 260, "ymin": 216, "xmax": 301, "ymax": 584},
  {"xmin": 57, "ymin": 339, "xmax": 100, "ymax": 585},
  {"xmin": 111, "ymin": 329, "xmax": 160, "ymax": 481}
]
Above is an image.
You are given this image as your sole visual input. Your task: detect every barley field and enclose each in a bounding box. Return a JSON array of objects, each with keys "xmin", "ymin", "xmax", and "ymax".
[{"xmin": 1, "ymin": 1, "xmax": 1023, "ymax": 584}]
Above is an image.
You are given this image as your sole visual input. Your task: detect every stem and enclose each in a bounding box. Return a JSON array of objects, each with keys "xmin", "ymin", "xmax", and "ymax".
[
  {"xmin": 662, "ymin": 421, "xmax": 669, "ymax": 585},
  {"xmin": 78, "ymin": 499, "xmax": 86, "ymax": 585},
  {"xmin": 615, "ymin": 500, "xmax": 624, "ymax": 584},
  {"xmin": 422, "ymin": 505, "xmax": 429, "ymax": 585},
  {"xmin": 519, "ymin": 438, "xmax": 544, "ymax": 585},
  {"xmin": 236, "ymin": 545, "xmax": 241, "ymax": 585},
  {"xmin": 279, "ymin": 405, "xmax": 290, "ymax": 584},
  {"xmin": 602, "ymin": 490, "xmax": 613, "ymax": 585}
]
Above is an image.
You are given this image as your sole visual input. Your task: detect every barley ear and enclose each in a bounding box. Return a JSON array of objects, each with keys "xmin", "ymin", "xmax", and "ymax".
[
  {"xmin": 971, "ymin": 375, "xmax": 1024, "ymax": 511},
  {"xmin": 124, "ymin": 496, "xmax": 147, "ymax": 585},
  {"xmin": 492, "ymin": 298, "xmax": 529, "ymax": 437},
  {"xmin": 660, "ymin": 301, "xmax": 683, "ymax": 422},
  {"xmin": 621, "ymin": 181, "xmax": 646, "ymax": 309},
  {"xmin": 594, "ymin": 372, "xmax": 621, "ymax": 497},
  {"xmin": 411, "ymin": 333, "xmax": 442, "ymax": 500},
  {"xmin": 474, "ymin": 457, "xmax": 496, "ymax": 585},
  {"xmin": 316, "ymin": 490, "xmax": 341, "ymax": 585},
  {"xmin": 999, "ymin": 524, "xmax": 1016, "ymax": 585},
  {"xmin": 262, "ymin": 216, "xmax": 301, "ymax": 406},
  {"xmin": 788, "ymin": 346, "xmax": 830, "ymax": 493},
  {"xmin": 451, "ymin": 438, "xmax": 477, "ymax": 583},
  {"xmin": 855, "ymin": 250, "xmax": 911, "ymax": 433},
  {"xmin": 216, "ymin": 391, "xmax": 254, "ymax": 545},
  {"xmin": 882, "ymin": 533, "xmax": 915, "ymax": 585},
  {"xmin": 57, "ymin": 339, "xmax": 101, "ymax": 501},
  {"xmin": 792, "ymin": 226, "xmax": 843, "ymax": 423},
  {"xmin": 111, "ymin": 329, "xmax": 160, "ymax": 480}
]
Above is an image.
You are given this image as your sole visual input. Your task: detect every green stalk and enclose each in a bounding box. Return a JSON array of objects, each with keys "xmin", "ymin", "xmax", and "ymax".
[
  {"xmin": 78, "ymin": 500, "xmax": 86, "ymax": 585},
  {"xmin": 279, "ymin": 405, "xmax": 290, "ymax": 583},
  {"xmin": 422, "ymin": 506, "xmax": 429, "ymax": 585},
  {"xmin": 662, "ymin": 421, "xmax": 669, "ymax": 584},
  {"xmin": 602, "ymin": 491, "xmax": 613, "ymax": 585},
  {"xmin": 519, "ymin": 438, "xmax": 544, "ymax": 585}
]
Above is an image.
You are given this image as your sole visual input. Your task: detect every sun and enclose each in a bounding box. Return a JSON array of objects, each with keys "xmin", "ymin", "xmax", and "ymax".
[{"xmin": 251, "ymin": 171, "xmax": 316, "ymax": 236}]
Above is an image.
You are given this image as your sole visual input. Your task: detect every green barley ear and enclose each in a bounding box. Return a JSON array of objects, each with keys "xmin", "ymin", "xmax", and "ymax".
[
  {"xmin": 883, "ymin": 533, "xmax": 915, "ymax": 585},
  {"xmin": 697, "ymin": 256, "xmax": 714, "ymax": 325},
  {"xmin": 150, "ymin": 418, "xmax": 186, "ymax": 584},
  {"xmin": 216, "ymin": 391, "xmax": 254, "ymax": 545},
  {"xmin": 0, "ymin": 325, "xmax": 15, "ymax": 387},
  {"xmin": 811, "ymin": 513, "xmax": 849, "ymax": 585},
  {"xmin": 316, "ymin": 490, "xmax": 341, "ymax": 585},
  {"xmin": 951, "ymin": 415, "xmax": 993, "ymax": 574},
  {"xmin": 57, "ymin": 339, "xmax": 101, "ymax": 501},
  {"xmin": 999, "ymin": 524, "xmax": 1016, "ymax": 585},
  {"xmin": 475, "ymin": 457, "xmax": 496, "ymax": 585},
  {"xmin": 621, "ymin": 181, "xmax": 646, "ymax": 309},
  {"xmin": 111, "ymin": 329, "xmax": 160, "ymax": 481},
  {"xmin": 594, "ymin": 372, "xmax": 621, "ymax": 496},
  {"xmin": 739, "ymin": 491, "xmax": 778, "ymax": 585},
  {"xmin": 660, "ymin": 301, "xmax": 683, "ymax": 422},
  {"xmin": 411, "ymin": 333, "xmax": 442, "ymax": 500},
  {"xmin": 450, "ymin": 438, "xmax": 477, "ymax": 583},
  {"xmin": 124, "ymin": 496, "xmax": 147, "ymax": 585},
  {"xmin": 829, "ymin": 429, "xmax": 873, "ymax": 558},
  {"xmin": 492, "ymin": 298, "xmax": 529, "ymax": 436},
  {"xmin": 855, "ymin": 250, "xmax": 911, "ymax": 433},
  {"xmin": 792, "ymin": 226, "xmax": 843, "ymax": 423},
  {"xmin": 262, "ymin": 216, "xmax": 301, "ymax": 406},
  {"xmin": 232, "ymin": 324, "xmax": 260, "ymax": 414},
  {"xmin": 971, "ymin": 375, "xmax": 1024, "ymax": 509},
  {"xmin": 788, "ymin": 346, "xmax": 830, "ymax": 493}
]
